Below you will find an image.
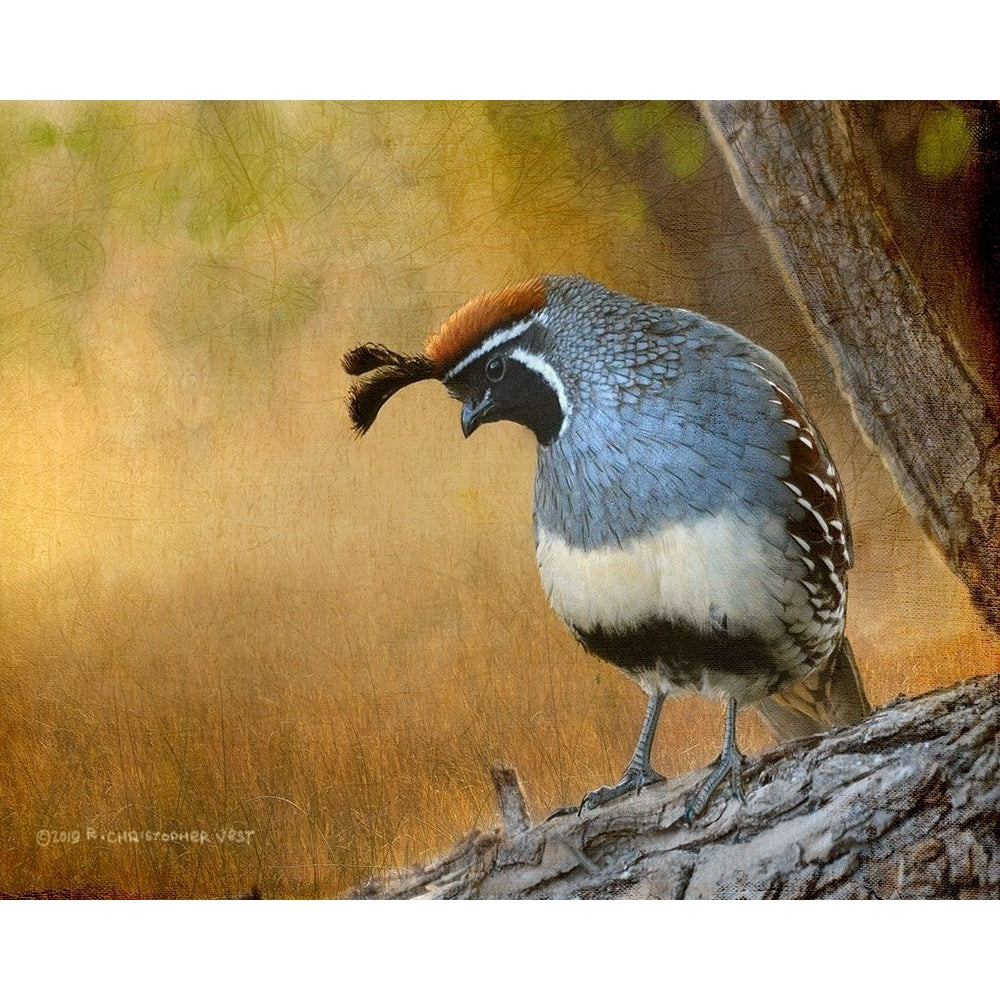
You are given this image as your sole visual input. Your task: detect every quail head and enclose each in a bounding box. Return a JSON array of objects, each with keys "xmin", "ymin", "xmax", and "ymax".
[{"xmin": 343, "ymin": 275, "xmax": 870, "ymax": 822}]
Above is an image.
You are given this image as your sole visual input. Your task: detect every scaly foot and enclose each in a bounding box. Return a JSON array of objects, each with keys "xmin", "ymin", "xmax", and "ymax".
[
  {"xmin": 578, "ymin": 763, "xmax": 665, "ymax": 813},
  {"xmin": 683, "ymin": 744, "xmax": 746, "ymax": 824},
  {"xmin": 547, "ymin": 692, "xmax": 667, "ymax": 820}
]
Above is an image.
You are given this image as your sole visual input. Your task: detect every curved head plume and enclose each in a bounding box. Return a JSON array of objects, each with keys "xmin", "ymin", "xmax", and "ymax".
[
  {"xmin": 343, "ymin": 347, "xmax": 437, "ymax": 434},
  {"xmin": 342, "ymin": 278, "xmax": 548, "ymax": 435}
]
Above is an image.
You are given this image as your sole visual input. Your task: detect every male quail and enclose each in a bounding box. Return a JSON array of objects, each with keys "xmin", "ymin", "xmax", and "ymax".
[{"xmin": 343, "ymin": 275, "xmax": 870, "ymax": 821}]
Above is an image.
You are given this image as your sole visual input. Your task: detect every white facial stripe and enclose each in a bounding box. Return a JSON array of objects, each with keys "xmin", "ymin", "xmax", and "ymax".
[
  {"xmin": 509, "ymin": 348, "xmax": 572, "ymax": 425},
  {"xmin": 444, "ymin": 315, "xmax": 539, "ymax": 381}
]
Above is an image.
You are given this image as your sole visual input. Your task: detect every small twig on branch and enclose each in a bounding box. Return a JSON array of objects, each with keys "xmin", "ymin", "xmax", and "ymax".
[{"xmin": 490, "ymin": 764, "xmax": 530, "ymax": 838}]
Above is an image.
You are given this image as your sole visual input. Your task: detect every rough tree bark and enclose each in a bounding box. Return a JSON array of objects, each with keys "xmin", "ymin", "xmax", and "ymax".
[
  {"xmin": 698, "ymin": 100, "xmax": 1000, "ymax": 630},
  {"xmin": 355, "ymin": 674, "xmax": 999, "ymax": 899}
]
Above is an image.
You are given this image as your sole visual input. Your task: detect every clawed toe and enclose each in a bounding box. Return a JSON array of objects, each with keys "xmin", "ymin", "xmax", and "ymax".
[
  {"xmin": 577, "ymin": 765, "xmax": 664, "ymax": 813},
  {"xmin": 545, "ymin": 804, "xmax": 580, "ymax": 820}
]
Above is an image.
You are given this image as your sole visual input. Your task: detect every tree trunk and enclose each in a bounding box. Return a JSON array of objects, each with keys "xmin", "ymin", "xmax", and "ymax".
[
  {"xmin": 697, "ymin": 101, "xmax": 1000, "ymax": 630},
  {"xmin": 353, "ymin": 673, "xmax": 999, "ymax": 899}
]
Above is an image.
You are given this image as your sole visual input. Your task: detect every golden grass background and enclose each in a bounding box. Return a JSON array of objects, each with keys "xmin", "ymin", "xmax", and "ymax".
[{"xmin": 2, "ymin": 101, "xmax": 997, "ymax": 898}]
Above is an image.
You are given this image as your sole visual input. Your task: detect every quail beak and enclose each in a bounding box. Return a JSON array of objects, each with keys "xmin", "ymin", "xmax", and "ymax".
[{"xmin": 460, "ymin": 395, "xmax": 494, "ymax": 438}]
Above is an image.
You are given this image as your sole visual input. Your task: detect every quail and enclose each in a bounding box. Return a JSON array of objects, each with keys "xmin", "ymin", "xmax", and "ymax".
[{"xmin": 343, "ymin": 275, "xmax": 870, "ymax": 821}]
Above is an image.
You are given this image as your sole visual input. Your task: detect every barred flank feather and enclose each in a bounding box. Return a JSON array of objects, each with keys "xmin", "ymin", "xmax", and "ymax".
[{"xmin": 343, "ymin": 351, "xmax": 438, "ymax": 435}]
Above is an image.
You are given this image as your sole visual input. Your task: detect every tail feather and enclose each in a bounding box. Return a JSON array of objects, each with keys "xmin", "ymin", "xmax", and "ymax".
[{"xmin": 754, "ymin": 637, "xmax": 871, "ymax": 743}]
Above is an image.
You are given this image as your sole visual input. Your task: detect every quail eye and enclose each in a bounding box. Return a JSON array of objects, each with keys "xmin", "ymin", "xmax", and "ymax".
[{"xmin": 486, "ymin": 356, "xmax": 506, "ymax": 382}]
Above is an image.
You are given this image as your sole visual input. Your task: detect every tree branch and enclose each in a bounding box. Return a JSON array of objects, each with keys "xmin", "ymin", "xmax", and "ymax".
[
  {"xmin": 354, "ymin": 674, "xmax": 1000, "ymax": 899},
  {"xmin": 698, "ymin": 100, "xmax": 1000, "ymax": 630}
]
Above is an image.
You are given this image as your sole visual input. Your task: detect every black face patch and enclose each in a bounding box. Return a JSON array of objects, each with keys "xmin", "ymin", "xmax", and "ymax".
[{"xmin": 447, "ymin": 349, "xmax": 566, "ymax": 446}]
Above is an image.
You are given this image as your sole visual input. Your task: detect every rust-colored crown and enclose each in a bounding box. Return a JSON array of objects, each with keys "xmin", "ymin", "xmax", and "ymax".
[
  {"xmin": 342, "ymin": 278, "xmax": 548, "ymax": 435},
  {"xmin": 423, "ymin": 277, "xmax": 547, "ymax": 371}
]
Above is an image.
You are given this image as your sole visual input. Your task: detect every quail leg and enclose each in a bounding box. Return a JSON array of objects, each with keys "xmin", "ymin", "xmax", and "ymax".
[
  {"xmin": 573, "ymin": 692, "xmax": 666, "ymax": 813},
  {"xmin": 684, "ymin": 697, "xmax": 747, "ymax": 823}
]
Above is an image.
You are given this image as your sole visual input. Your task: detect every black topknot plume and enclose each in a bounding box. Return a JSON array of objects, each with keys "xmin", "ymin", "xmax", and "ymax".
[
  {"xmin": 342, "ymin": 343, "xmax": 438, "ymax": 435},
  {"xmin": 342, "ymin": 343, "xmax": 413, "ymax": 376}
]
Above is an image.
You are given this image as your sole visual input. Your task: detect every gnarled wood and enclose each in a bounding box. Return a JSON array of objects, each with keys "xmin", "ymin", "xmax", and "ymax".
[
  {"xmin": 354, "ymin": 674, "xmax": 1000, "ymax": 899},
  {"xmin": 698, "ymin": 101, "xmax": 1000, "ymax": 630}
]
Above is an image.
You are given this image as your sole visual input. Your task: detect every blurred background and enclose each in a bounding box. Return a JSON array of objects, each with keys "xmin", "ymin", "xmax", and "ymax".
[{"xmin": 2, "ymin": 100, "xmax": 998, "ymax": 899}]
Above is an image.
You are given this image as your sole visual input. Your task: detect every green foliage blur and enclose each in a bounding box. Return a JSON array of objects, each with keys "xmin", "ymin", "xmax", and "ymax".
[
  {"xmin": 610, "ymin": 101, "xmax": 707, "ymax": 180},
  {"xmin": 1, "ymin": 103, "xmax": 328, "ymax": 373},
  {"xmin": 0, "ymin": 101, "xmax": 706, "ymax": 386},
  {"xmin": 1, "ymin": 99, "xmax": 985, "ymax": 394},
  {"xmin": 916, "ymin": 104, "xmax": 974, "ymax": 179}
]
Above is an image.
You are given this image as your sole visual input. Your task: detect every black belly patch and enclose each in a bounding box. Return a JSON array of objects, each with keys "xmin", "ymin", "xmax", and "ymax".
[{"xmin": 574, "ymin": 617, "xmax": 784, "ymax": 691}]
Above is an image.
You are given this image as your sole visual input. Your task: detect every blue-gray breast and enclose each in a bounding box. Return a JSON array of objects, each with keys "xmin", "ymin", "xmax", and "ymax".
[{"xmin": 343, "ymin": 275, "xmax": 870, "ymax": 822}]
